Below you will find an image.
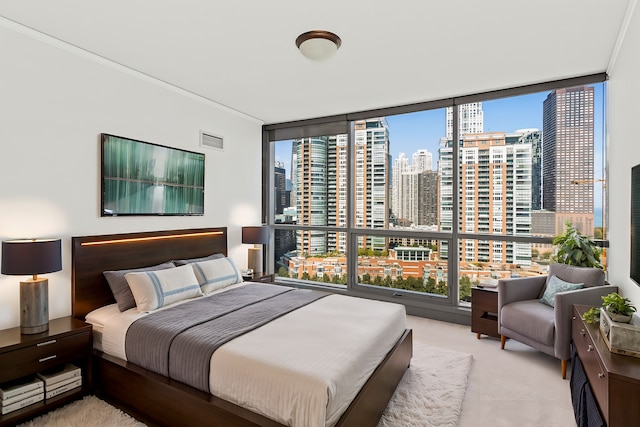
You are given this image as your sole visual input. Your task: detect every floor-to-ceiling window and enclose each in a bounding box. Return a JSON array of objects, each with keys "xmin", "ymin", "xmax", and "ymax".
[
  {"xmin": 272, "ymin": 133, "xmax": 348, "ymax": 287},
  {"xmin": 264, "ymin": 75, "xmax": 607, "ymax": 320}
]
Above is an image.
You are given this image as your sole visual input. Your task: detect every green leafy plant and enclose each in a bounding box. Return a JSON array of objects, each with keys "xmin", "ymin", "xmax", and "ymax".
[
  {"xmin": 601, "ymin": 292, "xmax": 637, "ymax": 316},
  {"xmin": 582, "ymin": 307, "xmax": 601, "ymax": 324},
  {"xmin": 552, "ymin": 222, "xmax": 602, "ymax": 268}
]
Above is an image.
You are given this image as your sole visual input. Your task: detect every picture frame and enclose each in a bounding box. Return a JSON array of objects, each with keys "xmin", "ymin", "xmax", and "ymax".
[{"xmin": 101, "ymin": 134, "xmax": 205, "ymax": 216}]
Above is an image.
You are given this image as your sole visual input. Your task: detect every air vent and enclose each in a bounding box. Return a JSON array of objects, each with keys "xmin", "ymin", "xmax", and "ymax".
[{"xmin": 200, "ymin": 131, "xmax": 223, "ymax": 151}]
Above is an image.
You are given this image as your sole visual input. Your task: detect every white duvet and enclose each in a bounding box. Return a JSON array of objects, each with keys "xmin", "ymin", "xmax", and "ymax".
[{"xmin": 87, "ymin": 285, "xmax": 407, "ymax": 427}]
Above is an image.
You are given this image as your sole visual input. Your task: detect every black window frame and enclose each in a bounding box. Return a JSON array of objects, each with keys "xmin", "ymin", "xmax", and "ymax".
[{"xmin": 262, "ymin": 73, "xmax": 608, "ymax": 323}]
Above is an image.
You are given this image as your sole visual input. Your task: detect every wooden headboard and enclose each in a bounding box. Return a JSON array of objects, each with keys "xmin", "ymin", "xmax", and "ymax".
[{"xmin": 71, "ymin": 227, "xmax": 228, "ymax": 319}]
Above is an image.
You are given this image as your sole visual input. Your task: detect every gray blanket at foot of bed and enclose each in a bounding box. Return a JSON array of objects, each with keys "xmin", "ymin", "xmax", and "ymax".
[{"xmin": 125, "ymin": 283, "xmax": 327, "ymax": 391}]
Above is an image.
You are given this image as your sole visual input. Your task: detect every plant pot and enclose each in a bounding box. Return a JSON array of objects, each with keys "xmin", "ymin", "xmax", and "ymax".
[{"xmin": 607, "ymin": 310, "xmax": 633, "ymax": 323}]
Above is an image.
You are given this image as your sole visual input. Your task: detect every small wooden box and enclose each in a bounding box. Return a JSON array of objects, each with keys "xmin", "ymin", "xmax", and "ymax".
[{"xmin": 599, "ymin": 308, "xmax": 640, "ymax": 358}]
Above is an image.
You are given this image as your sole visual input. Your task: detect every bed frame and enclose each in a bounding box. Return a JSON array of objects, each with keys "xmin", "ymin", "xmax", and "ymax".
[{"xmin": 72, "ymin": 227, "xmax": 412, "ymax": 427}]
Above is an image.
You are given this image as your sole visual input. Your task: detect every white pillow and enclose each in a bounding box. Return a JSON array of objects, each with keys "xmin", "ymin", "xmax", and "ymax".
[
  {"xmin": 190, "ymin": 257, "xmax": 243, "ymax": 293},
  {"xmin": 125, "ymin": 264, "xmax": 203, "ymax": 312}
]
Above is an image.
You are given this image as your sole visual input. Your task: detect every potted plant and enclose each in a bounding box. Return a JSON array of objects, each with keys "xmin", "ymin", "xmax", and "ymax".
[
  {"xmin": 582, "ymin": 307, "xmax": 601, "ymax": 324},
  {"xmin": 601, "ymin": 292, "xmax": 637, "ymax": 323},
  {"xmin": 552, "ymin": 222, "xmax": 603, "ymax": 268}
]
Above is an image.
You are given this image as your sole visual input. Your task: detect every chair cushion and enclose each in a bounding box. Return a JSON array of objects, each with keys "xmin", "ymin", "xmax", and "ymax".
[
  {"xmin": 547, "ymin": 264, "xmax": 604, "ymax": 288},
  {"xmin": 501, "ymin": 300, "xmax": 555, "ymax": 346},
  {"xmin": 539, "ymin": 275, "xmax": 584, "ymax": 307}
]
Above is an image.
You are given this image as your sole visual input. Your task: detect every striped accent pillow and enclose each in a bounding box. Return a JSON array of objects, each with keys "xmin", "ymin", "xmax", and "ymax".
[
  {"xmin": 125, "ymin": 264, "xmax": 203, "ymax": 312},
  {"xmin": 190, "ymin": 257, "xmax": 243, "ymax": 293}
]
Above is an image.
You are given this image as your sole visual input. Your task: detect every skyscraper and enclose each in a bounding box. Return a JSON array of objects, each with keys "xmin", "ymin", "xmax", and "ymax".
[
  {"xmin": 412, "ymin": 149, "xmax": 433, "ymax": 172},
  {"xmin": 439, "ymin": 132, "xmax": 532, "ymax": 265},
  {"xmin": 353, "ymin": 118, "xmax": 389, "ymax": 251},
  {"xmin": 391, "ymin": 153, "xmax": 411, "ymax": 222},
  {"xmin": 417, "ymin": 170, "xmax": 438, "ymax": 226},
  {"xmin": 292, "ymin": 118, "xmax": 390, "ymax": 255},
  {"xmin": 515, "ymin": 129, "xmax": 543, "ymax": 211},
  {"xmin": 392, "ymin": 149, "xmax": 437, "ymax": 226},
  {"xmin": 542, "ymin": 86, "xmax": 595, "ymax": 236},
  {"xmin": 274, "ymin": 162, "xmax": 289, "ymax": 215},
  {"xmin": 294, "ymin": 137, "xmax": 328, "ymax": 255},
  {"xmin": 446, "ymin": 103, "xmax": 484, "ymax": 140}
]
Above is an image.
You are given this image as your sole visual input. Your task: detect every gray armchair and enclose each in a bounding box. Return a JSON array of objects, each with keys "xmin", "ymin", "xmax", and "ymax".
[{"xmin": 498, "ymin": 263, "xmax": 616, "ymax": 379}]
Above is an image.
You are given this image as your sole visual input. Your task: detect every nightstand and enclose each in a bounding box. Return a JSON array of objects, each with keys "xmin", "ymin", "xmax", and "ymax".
[
  {"xmin": 471, "ymin": 286, "xmax": 500, "ymax": 339},
  {"xmin": 249, "ymin": 273, "xmax": 275, "ymax": 283},
  {"xmin": 0, "ymin": 316, "xmax": 92, "ymax": 426}
]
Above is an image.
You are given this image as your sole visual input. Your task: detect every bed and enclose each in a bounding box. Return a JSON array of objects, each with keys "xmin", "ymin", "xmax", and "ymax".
[{"xmin": 71, "ymin": 227, "xmax": 413, "ymax": 427}]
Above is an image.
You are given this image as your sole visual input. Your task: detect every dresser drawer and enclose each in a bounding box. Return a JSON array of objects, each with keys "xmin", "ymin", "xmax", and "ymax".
[
  {"xmin": 0, "ymin": 330, "xmax": 90, "ymax": 382},
  {"xmin": 572, "ymin": 311, "xmax": 609, "ymax": 420}
]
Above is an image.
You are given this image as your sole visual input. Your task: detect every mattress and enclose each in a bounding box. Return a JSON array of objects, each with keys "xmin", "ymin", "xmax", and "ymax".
[{"xmin": 86, "ymin": 284, "xmax": 407, "ymax": 427}]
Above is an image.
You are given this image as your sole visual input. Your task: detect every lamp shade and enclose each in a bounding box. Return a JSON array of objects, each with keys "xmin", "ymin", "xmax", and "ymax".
[
  {"xmin": 1, "ymin": 239, "xmax": 62, "ymax": 276},
  {"xmin": 242, "ymin": 226, "xmax": 269, "ymax": 245}
]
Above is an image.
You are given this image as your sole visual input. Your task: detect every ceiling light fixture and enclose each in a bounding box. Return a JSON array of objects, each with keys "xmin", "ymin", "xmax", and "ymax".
[{"xmin": 295, "ymin": 30, "xmax": 342, "ymax": 61}]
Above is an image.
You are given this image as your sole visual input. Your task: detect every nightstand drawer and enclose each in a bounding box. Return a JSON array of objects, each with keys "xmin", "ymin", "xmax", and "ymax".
[
  {"xmin": 471, "ymin": 287, "xmax": 498, "ymax": 311},
  {"xmin": 250, "ymin": 274, "xmax": 275, "ymax": 283},
  {"xmin": 0, "ymin": 331, "xmax": 90, "ymax": 382}
]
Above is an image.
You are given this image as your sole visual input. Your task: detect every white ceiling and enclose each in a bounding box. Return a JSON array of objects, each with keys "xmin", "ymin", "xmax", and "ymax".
[{"xmin": 0, "ymin": 0, "xmax": 633, "ymax": 124}]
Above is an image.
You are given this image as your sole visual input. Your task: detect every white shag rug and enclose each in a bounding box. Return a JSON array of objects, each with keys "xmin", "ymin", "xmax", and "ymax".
[
  {"xmin": 19, "ymin": 342, "xmax": 472, "ymax": 427},
  {"xmin": 17, "ymin": 395, "xmax": 144, "ymax": 427},
  {"xmin": 377, "ymin": 343, "xmax": 473, "ymax": 427}
]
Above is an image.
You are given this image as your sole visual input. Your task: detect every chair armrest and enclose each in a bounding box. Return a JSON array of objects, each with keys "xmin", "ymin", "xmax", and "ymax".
[
  {"xmin": 554, "ymin": 284, "xmax": 618, "ymax": 360},
  {"xmin": 498, "ymin": 276, "xmax": 547, "ymax": 309}
]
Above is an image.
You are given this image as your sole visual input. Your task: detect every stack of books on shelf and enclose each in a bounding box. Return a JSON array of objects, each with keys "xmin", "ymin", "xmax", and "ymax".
[
  {"xmin": 37, "ymin": 363, "xmax": 82, "ymax": 399},
  {"xmin": 0, "ymin": 376, "xmax": 44, "ymax": 415}
]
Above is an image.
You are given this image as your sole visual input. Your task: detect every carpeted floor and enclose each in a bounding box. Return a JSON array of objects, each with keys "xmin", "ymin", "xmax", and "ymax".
[{"xmin": 17, "ymin": 341, "xmax": 472, "ymax": 427}]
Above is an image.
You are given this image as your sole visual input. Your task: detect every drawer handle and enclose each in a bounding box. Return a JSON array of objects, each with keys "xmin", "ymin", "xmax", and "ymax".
[
  {"xmin": 572, "ymin": 316, "xmax": 576, "ymax": 320},
  {"xmin": 587, "ymin": 344, "xmax": 594, "ymax": 352},
  {"xmin": 39, "ymin": 355, "xmax": 57, "ymax": 363},
  {"xmin": 37, "ymin": 339, "xmax": 57, "ymax": 347},
  {"xmin": 598, "ymin": 373, "xmax": 605, "ymax": 378},
  {"xmin": 580, "ymin": 329, "xmax": 586, "ymax": 336}
]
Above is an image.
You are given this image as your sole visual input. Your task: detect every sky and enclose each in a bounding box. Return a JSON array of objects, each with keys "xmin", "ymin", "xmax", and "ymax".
[{"xmin": 385, "ymin": 84, "xmax": 605, "ymax": 178}]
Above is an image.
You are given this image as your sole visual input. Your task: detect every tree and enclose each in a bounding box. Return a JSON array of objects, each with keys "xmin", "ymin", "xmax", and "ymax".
[
  {"xmin": 277, "ymin": 266, "xmax": 289, "ymax": 278},
  {"xmin": 383, "ymin": 275, "xmax": 393, "ymax": 287},
  {"xmin": 436, "ymin": 280, "xmax": 447, "ymax": 296},
  {"xmin": 424, "ymin": 277, "xmax": 437, "ymax": 293},
  {"xmin": 459, "ymin": 276, "xmax": 473, "ymax": 302}
]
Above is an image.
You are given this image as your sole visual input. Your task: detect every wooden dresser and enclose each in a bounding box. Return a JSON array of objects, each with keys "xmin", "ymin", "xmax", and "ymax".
[{"xmin": 572, "ymin": 304, "xmax": 640, "ymax": 426}]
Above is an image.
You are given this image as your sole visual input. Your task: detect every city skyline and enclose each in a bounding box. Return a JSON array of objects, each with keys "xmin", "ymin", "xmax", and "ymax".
[
  {"xmin": 273, "ymin": 83, "xmax": 606, "ymax": 228},
  {"xmin": 272, "ymin": 84, "xmax": 606, "ymax": 293},
  {"xmin": 276, "ymin": 84, "xmax": 604, "ymax": 174}
]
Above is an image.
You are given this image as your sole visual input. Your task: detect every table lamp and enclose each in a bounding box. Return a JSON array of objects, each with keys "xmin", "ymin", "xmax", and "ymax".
[
  {"xmin": 241, "ymin": 226, "xmax": 268, "ymax": 276},
  {"xmin": 1, "ymin": 238, "xmax": 62, "ymax": 334}
]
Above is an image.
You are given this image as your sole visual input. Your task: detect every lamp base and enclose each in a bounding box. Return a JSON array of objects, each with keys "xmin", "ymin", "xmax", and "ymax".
[
  {"xmin": 247, "ymin": 246, "xmax": 263, "ymax": 276},
  {"xmin": 20, "ymin": 278, "xmax": 49, "ymax": 335}
]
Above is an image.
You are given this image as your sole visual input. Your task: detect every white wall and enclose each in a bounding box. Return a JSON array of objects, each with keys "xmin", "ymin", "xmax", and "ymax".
[
  {"xmin": 0, "ymin": 24, "xmax": 264, "ymax": 329},
  {"xmin": 607, "ymin": 2, "xmax": 640, "ymax": 304}
]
